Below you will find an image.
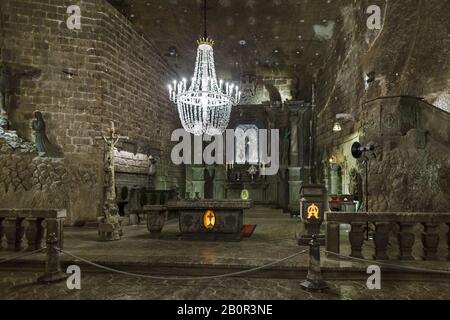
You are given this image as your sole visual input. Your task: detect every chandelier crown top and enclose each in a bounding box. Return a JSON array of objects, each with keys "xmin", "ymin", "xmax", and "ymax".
[{"xmin": 197, "ymin": 37, "xmax": 215, "ymax": 47}]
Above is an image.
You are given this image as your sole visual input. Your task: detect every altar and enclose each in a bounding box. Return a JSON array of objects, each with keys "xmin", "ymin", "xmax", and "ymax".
[{"xmin": 144, "ymin": 200, "xmax": 253, "ymax": 241}]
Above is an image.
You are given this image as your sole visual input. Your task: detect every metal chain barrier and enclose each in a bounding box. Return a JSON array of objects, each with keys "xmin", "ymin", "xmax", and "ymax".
[
  {"xmin": 0, "ymin": 247, "xmax": 47, "ymax": 265},
  {"xmin": 323, "ymin": 250, "xmax": 450, "ymax": 275},
  {"xmin": 57, "ymin": 248, "xmax": 309, "ymax": 281}
]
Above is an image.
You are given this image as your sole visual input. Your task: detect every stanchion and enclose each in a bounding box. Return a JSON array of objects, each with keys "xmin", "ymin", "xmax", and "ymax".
[
  {"xmin": 300, "ymin": 234, "xmax": 329, "ymax": 292},
  {"xmin": 37, "ymin": 233, "xmax": 68, "ymax": 284}
]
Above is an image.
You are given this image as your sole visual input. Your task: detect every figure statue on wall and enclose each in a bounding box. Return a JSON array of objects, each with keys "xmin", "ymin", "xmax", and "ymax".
[
  {"xmin": 96, "ymin": 121, "xmax": 128, "ymax": 241},
  {"xmin": 31, "ymin": 111, "xmax": 62, "ymax": 158}
]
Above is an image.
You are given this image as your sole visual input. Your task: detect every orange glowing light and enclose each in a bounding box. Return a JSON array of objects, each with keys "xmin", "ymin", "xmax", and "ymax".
[{"xmin": 203, "ymin": 210, "xmax": 216, "ymax": 230}]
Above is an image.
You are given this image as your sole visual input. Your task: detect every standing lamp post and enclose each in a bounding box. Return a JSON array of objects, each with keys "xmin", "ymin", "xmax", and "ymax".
[{"xmin": 351, "ymin": 142, "xmax": 375, "ymax": 240}]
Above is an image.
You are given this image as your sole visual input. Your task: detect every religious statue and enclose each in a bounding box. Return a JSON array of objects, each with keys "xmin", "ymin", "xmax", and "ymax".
[
  {"xmin": 31, "ymin": 111, "xmax": 61, "ymax": 158},
  {"xmin": 96, "ymin": 121, "xmax": 128, "ymax": 241}
]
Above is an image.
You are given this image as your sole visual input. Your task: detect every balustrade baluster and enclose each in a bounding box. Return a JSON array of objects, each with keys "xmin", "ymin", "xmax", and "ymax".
[
  {"xmin": 326, "ymin": 222, "xmax": 340, "ymax": 257},
  {"xmin": 349, "ymin": 222, "xmax": 365, "ymax": 258},
  {"xmin": 4, "ymin": 217, "xmax": 25, "ymax": 251},
  {"xmin": 25, "ymin": 218, "xmax": 45, "ymax": 251},
  {"xmin": 446, "ymin": 223, "xmax": 450, "ymax": 261},
  {"xmin": 373, "ymin": 222, "xmax": 391, "ymax": 260},
  {"xmin": 0, "ymin": 217, "xmax": 4, "ymax": 250},
  {"xmin": 397, "ymin": 222, "xmax": 416, "ymax": 260},
  {"xmin": 421, "ymin": 223, "xmax": 440, "ymax": 261}
]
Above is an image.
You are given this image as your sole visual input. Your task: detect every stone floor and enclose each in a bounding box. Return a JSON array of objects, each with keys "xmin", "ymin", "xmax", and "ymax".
[
  {"xmin": 1, "ymin": 206, "xmax": 449, "ymax": 299},
  {"xmin": 1, "ymin": 271, "xmax": 450, "ymax": 300}
]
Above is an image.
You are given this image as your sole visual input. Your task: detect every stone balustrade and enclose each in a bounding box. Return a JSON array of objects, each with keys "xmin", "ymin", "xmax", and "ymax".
[
  {"xmin": 0, "ymin": 209, "xmax": 66, "ymax": 251},
  {"xmin": 325, "ymin": 212, "xmax": 450, "ymax": 261}
]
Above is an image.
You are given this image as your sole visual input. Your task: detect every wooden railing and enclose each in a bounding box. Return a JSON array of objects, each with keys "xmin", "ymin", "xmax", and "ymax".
[
  {"xmin": 325, "ymin": 212, "xmax": 450, "ymax": 261},
  {"xmin": 0, "ymin": 209, "xmax": 66, "ymax": 251}
]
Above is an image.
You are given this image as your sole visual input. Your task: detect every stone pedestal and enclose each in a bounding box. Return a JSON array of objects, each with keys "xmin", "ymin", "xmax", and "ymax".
[
  {"xmin": 145, "ymin": 205, "xmax": 167, "ymax": 239},
  {"xmin": 98, "ymin": 221, "xmax": 122, "ymax": 241}
]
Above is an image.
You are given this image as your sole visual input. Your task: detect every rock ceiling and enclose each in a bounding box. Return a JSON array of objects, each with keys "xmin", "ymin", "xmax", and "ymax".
[{"xmin": 107, "ymin": 0, "xmax": 350, "ymax": 83}]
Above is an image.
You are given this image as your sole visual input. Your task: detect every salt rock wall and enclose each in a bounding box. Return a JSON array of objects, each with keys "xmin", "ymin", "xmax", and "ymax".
[
  {"xmin": 315, "ymin": 0, "xmax": 450, "ymax": 212},
  {"xmin": 0, "ymin": 137, "xmax": 102, "ymax": 224}
]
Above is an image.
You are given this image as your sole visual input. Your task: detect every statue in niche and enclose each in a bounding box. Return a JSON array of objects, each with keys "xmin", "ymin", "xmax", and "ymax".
[{"xmin": 31, "ymin": 111, "xmax": 62, "ymax": 158}]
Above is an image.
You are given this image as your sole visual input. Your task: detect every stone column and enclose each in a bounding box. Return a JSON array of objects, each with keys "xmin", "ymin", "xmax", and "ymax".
[{"xmin": 397, "ymin": 223, "xmax": 416, "ymax": 260}]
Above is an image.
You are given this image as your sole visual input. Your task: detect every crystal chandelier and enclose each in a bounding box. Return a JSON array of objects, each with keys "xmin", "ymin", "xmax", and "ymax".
[{"xmin": 168, "ymin": 0, "xmax": 241, "ymax": 136}]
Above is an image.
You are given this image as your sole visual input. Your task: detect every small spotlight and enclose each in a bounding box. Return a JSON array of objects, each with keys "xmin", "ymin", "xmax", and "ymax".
[{"xmin": 333, "ymin": 122, "xmax": 342, "ymax": 132}]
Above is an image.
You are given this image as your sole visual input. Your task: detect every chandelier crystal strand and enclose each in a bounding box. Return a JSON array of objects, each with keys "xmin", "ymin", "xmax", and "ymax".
[
  {"xmin": 168, "ymin": 0, "xmax": 240, "ymax": 136},
  {"xmin": 168, "ymin": 42, "xmax": 240, "ymax": 136},
  {"xmin": 168, "ymin": 40, "xmax": 241, "ymax": 136}
]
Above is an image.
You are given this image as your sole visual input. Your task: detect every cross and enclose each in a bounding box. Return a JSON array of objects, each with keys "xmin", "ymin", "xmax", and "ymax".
[{"xmin": 96, "ymin": 121, "xmax": 129, "ymax": 221}]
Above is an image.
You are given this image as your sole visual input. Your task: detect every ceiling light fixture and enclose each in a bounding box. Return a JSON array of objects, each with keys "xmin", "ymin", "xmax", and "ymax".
[{"xmin": 168, "ymin": 0, "xmax": 240, "ymax": 136}]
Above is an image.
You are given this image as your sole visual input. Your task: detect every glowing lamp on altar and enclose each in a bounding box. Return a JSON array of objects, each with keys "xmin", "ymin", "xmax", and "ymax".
[{"xmin": 203, "ymin": 210, "xmax": 216, "ymax": 230}]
